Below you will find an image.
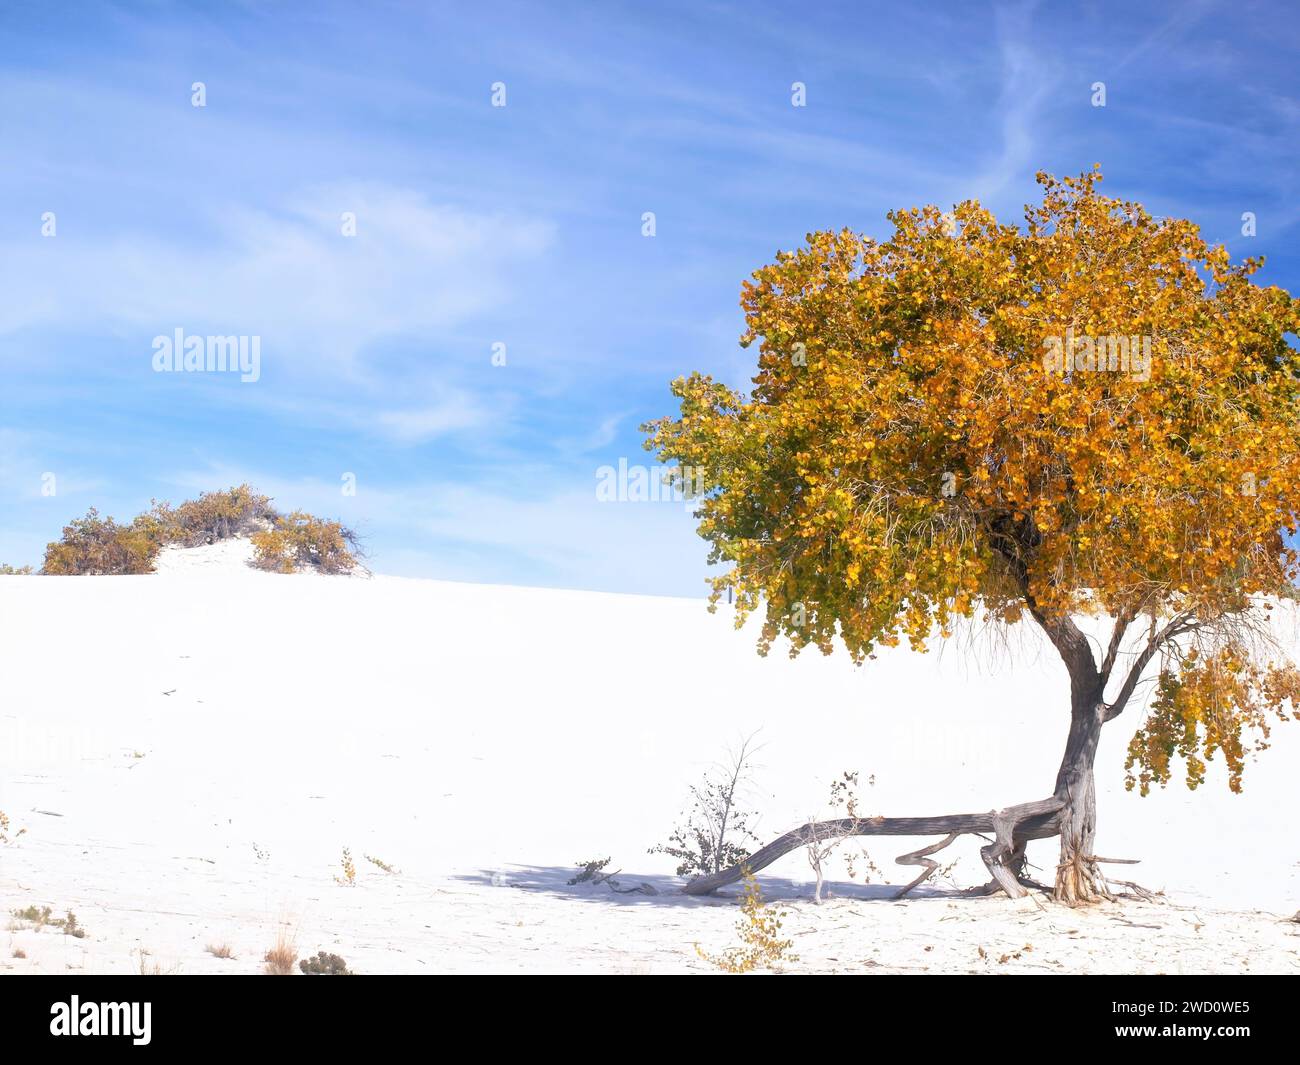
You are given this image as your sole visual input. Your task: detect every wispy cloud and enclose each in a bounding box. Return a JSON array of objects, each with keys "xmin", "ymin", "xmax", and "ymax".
[{"xmin": 0, "ymin": 183, "xmax": 553, "ymax": 371}]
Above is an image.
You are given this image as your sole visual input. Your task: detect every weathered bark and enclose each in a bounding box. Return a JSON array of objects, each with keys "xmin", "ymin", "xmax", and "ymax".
[{"xmin": 1051, "ymin": 672, "xmax": 1107, "ymax": 904}]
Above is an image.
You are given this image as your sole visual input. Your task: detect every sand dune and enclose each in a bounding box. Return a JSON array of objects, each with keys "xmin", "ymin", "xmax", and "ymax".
[{"xmin": 2, "ymin": 543, "xmax": 1298, "ymax": 973}]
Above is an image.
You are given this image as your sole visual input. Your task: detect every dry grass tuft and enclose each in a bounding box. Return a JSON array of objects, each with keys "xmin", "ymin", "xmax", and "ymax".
[
  {"xmin": 205, "ymin": 942, "xmax": 236, "ymax": 959},
  {"xmin": 263, "ymin": 925, "xmax": 298, "ymax": 975}
]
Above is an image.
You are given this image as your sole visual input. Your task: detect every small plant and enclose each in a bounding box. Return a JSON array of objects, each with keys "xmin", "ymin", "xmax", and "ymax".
[
  {"xmin": 364, "ymin": 854, "xmax": 398, "ymax": 874},
  {"xmin": 804, "ymin": 770, "xmax": 877, "ymax": 903},
  {"xmin": 60, "ymin": 912, "xmax": 85, "ymax": 939},
  {"xmin": 695, "ymin": 872, "xmax": 797, "ymax": 974},
  {"xmin": 252, "ymin": 843, "xmax": 270, "ymax": 863},
  {"xmin": 12, "ymin": 905, "xmax": 53, "ymax": 930},
  {"xmin": 12, "ymin": 948, "xmax": 26, "ymax": 959},
  {"xmin": 651, "ymin": 734, "xmax": 762, "ymax": 878},
  {"xmin": 334, "ymin": 848, "xmax": 356, "ymax": 886},
  {"xmin": 0, "ymin": 810, "xmax": 23, "ymax": 844},
  {"xmin": 134, "ymin": 948, "xmax": 176, "ymax": 975},
  {"xmin": 263, "ymin": 926, "xmax": 298, "ymax": 975},
  {"xmin": 567, "ymin": 857, "xmax": 612, "ymax": 885},
  {"xmin": 205, "ymin": 943, "xmax": 235, "ymax": 959},
  {"xmin": 299, "ymin": 951, "xmax": 352, "ymax": 975}
]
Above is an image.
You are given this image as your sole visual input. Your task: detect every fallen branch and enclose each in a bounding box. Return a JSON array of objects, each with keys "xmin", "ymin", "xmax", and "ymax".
[{"xmin": 681, "ymin": 796, "xmax": 1064, "ymax": 896}]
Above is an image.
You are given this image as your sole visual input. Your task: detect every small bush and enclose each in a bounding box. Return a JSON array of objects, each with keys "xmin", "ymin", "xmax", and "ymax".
[
  {"xmin": 334, "ymin": 848, "xmax": 356, "ymax": 886},
  {"xmin": 12, "ymin": 948, "xmax": 25, "ymax": 959},
  {"xmin": 205, "ymin": 942, "xmax": 235, "ymax": 959},
  {"xmin": 695, "ymin": 873, "xmax": 797, "ymax": 974},
  {"xmin": 299, "ymin": 951, "xmax": 352, "ymax": 976},
  {"xmin": 251, "ymin": 512, "xmax": 361, "ymax": 574},
  {"xmin": 12, "ymin": 905, "xmax": 52, "ymax": 929},
  {"xmin": 10, "ymin": 905, "xmax": 84, "ymax": 937},
  {"xmin": 161, "ymin": 485, "xmax": 276, "ymax": 547},
  {"xmin": 42, "ymin": 508, "xmax": 160, "ymax": 575},
  {"xmin": 651, "ymin": 735, "xmax": 762, "ymax": 878}
]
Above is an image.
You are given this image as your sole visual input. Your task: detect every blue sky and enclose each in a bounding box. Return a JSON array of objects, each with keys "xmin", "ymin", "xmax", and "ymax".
[{"xmin": 2, "ymin": 0, "xmax": 1298, "ymax": 595}]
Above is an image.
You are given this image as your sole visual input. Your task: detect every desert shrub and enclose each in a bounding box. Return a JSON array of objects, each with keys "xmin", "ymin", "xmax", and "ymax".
[
  {"xmin": 251, "ymin": 511, "xmax": 360, "ymax": 574},
  {"xmin": 299, "ymin": 951, "xmax": 352, "ymax": 976},
  {"xmin": 42, "ymin": 508, "xmax": 160, "ymax": 575},
  {"xmin": 650, "ymin": 736, "xmax": 762, "ymax": 878},
  {"xmin": 9, "ymin": 905, "xmax": 83, "ymax": 936},
  {"xmin": 40, "ymin": 485, "xmax": 356, "ymax": 576},
  {"xmin": 162, "ymin": 484, "xmax": 277, "ymax": 547},
  {"xmin": 695, "ymin": 873, "xmax": 797, "ymax": 973},
  {"xmin": 205, "ymin": 942, "xmax": 235, "ymax": 959},
  {"xmin": 0, "ymin": 563, "xmax": 33, "ymax": 574},
  {"xmin": 11, "ymin": 905, "xmax": 52, "ymax": 929}
]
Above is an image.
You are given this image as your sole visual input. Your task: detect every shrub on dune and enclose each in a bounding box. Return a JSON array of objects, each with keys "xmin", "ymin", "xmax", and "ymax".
[
  {"xmin": 40, "ymin": 485, "xmax": 360, "ymax": 575},
  {"xmin": 251, "ymin": 512, "xmax": 361, "ymax": 575},
  {"xmin": 42, "ymin": 508, "xmax": 160, "ymax": 575}
]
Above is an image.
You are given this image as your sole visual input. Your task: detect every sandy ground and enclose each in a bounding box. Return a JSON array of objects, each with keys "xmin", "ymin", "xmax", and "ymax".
[{"xmin": 2, "ymin": 540, "xmax": 1299, "ymax": 974}]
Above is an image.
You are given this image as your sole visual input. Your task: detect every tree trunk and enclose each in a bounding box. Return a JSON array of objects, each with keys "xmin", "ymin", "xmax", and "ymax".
[{"xmin": 1051, "ymin": 673, "xmax": 1106, "ymax": 904}]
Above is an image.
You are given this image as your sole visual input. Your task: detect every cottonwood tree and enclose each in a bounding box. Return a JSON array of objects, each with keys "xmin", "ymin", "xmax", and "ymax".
[{"xmin": 644, "ymin": 169, "xmax": 1300, "ymax": 905}]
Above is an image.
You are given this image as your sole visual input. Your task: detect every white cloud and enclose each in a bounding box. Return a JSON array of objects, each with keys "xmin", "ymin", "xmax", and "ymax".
[{"xmin": 0, "ymin": 183, "xmax": 554, "ymax": 371}]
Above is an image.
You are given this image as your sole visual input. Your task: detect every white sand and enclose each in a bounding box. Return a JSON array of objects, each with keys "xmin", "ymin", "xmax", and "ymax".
[{"xmin": 2, "ymin": 544, "xmax": 1298, "ymax": 974}]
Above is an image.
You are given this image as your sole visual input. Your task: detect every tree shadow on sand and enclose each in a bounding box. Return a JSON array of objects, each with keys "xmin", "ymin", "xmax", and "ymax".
[{"xmin": 452, "ymin": 865, "xmax": 974, "ymax": 908}]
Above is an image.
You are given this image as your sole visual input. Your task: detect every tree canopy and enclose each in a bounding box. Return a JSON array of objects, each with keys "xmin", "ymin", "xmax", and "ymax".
[{"xmin": 645, "ymin": 169, "xmax": 1300, "ymax": 797}]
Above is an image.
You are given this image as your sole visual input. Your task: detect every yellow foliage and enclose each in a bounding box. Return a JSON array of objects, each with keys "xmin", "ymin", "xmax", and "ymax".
[
  {"xmin": 645, "ymin": 169, "xmax": 1300, "ymax": 661},
  {"xmin": 251, "ymin": 512, "xmax": 360, "ymax": 574},
  {"xmin": 1125, "ymin": 650, "xmax": 1300, "ymax": 794},
  {"xmin": 644, "ymin": 168, "xmax": 1300, "ymax": 791},
  {"xmin": 695, "ymin": 873, "xmax": 797, "ymax": 973}
]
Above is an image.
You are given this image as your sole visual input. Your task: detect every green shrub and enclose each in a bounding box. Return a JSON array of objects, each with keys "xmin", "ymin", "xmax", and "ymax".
[{"xmin": 299, "ymin": 951, "xmax": 352, "ymax": 976}]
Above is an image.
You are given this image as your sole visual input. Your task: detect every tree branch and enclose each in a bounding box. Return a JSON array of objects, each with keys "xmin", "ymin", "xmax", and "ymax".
[
  {"xmin": 1099, "ymin": 608, "xmax": 1136, "ymax": 683},
  {"xmin": 1103, "ymin": 610, "xmax": 1198, "ymax": 721}
]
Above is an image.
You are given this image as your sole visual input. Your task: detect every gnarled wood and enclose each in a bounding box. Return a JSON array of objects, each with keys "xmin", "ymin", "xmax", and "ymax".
[
  {"xmin": 681, "ymin": 797, "xmax": 1063, "ymax": 896},
  {"xmin": 893, "ymin": 831, "xmax": 960, "ymax": 898}
]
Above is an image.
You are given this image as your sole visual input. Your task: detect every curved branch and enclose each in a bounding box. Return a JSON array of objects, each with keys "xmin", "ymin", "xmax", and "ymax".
[
  {"xmin": 680, "ymin": 797, "xmax": 1064, "ymax": 896},
  {"xmin": 1103, "ymin": 609, "xmax": 1198, "ymax": 721},
  {"xmin": 894, "ymin": 831, "xmax": 960, "ymax": 898}
]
